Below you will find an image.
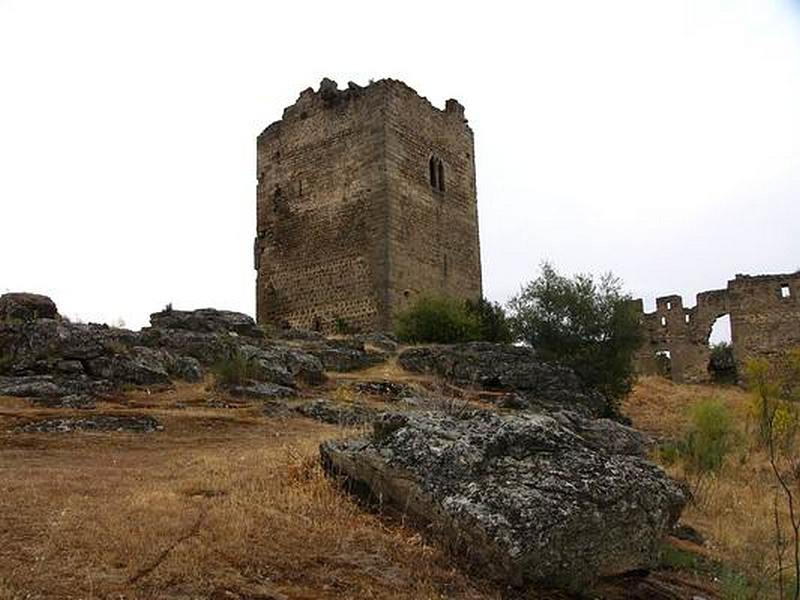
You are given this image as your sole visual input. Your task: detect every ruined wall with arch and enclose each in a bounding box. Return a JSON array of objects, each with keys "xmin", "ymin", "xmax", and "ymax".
[{"xmin": 634, "ymin": 272, "xmax": 800, "ymax": 383}]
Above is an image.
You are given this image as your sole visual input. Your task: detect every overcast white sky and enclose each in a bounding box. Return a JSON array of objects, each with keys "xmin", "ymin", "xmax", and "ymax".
[{"xmin": 1, "ymin": 1, "xmax": 798, "ymax": 337}]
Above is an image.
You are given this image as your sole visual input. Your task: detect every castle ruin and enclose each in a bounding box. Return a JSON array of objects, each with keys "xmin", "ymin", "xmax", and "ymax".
[
  {"xmin": 634, "ymin": 272, "xmax": 800, "ymax": 382},
  {"xmin": 254, "ymin": 78, "xmax": 482, "ymax": 333}
]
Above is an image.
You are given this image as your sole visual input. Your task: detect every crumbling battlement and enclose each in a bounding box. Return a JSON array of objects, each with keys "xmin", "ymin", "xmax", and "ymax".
[
  {"xmin": 255, "ymin": 78, "xmax": 481, "ymax": 333},
  {"xmin": 635, "ymin": 272, "xmax": 800, "ymax": 382}
]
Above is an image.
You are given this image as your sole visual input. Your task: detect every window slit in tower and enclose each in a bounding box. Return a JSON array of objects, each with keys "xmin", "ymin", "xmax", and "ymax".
[
  {"xmin": 437, "ymin": 159, "xmax": 445, "ymax": 192},
  {"xmin": 429, "ymin": 157, "xmax": 438, "ymax": 188}
]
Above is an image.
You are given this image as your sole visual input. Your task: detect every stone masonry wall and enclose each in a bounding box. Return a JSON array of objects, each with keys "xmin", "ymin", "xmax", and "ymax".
[
  {"xmin": 384, "ymin": 82, "xmax": 482, "ymax": 318},
  {"xmin": 255, "ymin": 79, "xmax": 482, "ymax": 333},
  {"xmin": 635, "ymin": 272, "xmax": 800, "ymax": 383}
]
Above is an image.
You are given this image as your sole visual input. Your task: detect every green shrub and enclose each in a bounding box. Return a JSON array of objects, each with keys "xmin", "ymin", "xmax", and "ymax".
[
  {"xmin": 708, "ymin": 342, "xmax": 737, "ymax": 384},
  {"xmin": 681, "ymin": 398, "xmax": 738, "ymax": 474},
  {"xmin": 334, "ymin": 317, "xmax": 358, "ymax": 335},
  {"xmin": 507, "ymin": 262, "xmax": 643, "ymax": 403},
  {"xmin": 394, "ymin": 295, "xmax": 481, "ymax": 344},
  {"xmin": 465, "ymin": 297, "xmax": 512, "ymax": 343},
  {"xmin": 212, "ymin": 351, "xmax": 257, "ymax": 386}
]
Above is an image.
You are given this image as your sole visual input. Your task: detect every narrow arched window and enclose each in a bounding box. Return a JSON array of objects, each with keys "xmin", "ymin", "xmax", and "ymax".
[
  {"xmin": 429, "ymin": 156, "xmax": 438, "ymax": 188},
  {"xmin": 437, "ymin": 159, "xmax": 445, "ymax": 192}
]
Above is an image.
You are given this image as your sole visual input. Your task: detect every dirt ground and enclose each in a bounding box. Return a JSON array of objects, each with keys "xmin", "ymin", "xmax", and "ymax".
[
  {"xmin": 0, "ymin": 381, "xmax": 499, "ymax": 600},
  {"xmin": 0, "ymin": 376, "xmax": 721, "ymax": 600}
]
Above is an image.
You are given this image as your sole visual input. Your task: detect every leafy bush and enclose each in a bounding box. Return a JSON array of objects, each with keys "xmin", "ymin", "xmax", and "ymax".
[
  {"xmin": 212, "ymin": 351, "xmax": 257, "ymax": 386},
  {"xmin": 507, "ymin": 262, "xmax": 643, "ymax": 402},
  {"xmin": 465, "ymin": 298, "xmax": 512, "ymax": 343},
  {"xmin": 394, "ymin": 295, "xmax": 481, "ymax": 344},
  {"xmin": 745, "ymin": 354, "xmax": 800, "ymax": 449},
  {"xmin": 681, "ymin": 398, "xmax": 738, "ymax": 475}
]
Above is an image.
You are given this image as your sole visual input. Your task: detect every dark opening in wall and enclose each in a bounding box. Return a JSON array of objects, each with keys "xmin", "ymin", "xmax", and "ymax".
[
  {"xmin": 655, "ymin": 350, "xmax": 671, "ymax": 377},
  {"xmin": 781, "ymin": 284, "xmax": 791, "ymax": 298},
  {"xmin": 429, "ymin": 155, "xmax": 446, "ymax": 192}
]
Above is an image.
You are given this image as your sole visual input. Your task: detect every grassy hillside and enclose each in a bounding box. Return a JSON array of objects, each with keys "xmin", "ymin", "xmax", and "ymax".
[{"xmin": 625, "ymin": 376, "xmax": 798, "ymax": 598}]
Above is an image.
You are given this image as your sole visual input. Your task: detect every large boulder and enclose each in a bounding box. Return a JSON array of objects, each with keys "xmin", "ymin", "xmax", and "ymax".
[
  {"xmin": 321, "ymin": 410, "xmax": 687, "ymax": 592},
  {"xmin": 399, "ymin": 342, "xmax": 607, "ymax": 416},
  {"xmin": 149, "ymin": 307, "xmax": 263, "ymax": 338},
  {"xmin": 0, "ymin": 292, "xmax": 58, "ymax": 321}
]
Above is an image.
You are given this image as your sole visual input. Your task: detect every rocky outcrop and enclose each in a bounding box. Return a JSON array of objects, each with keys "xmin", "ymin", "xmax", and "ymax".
[
  {"xmin": 0, "ymin": 302, "xmax": 328, "ymax": 406},
  {"xmin": 0, "ymin": 292, "xmax": 58, "ymax": 321},
  {"xmin": 321, "ymin": 410, "xmax": 687, "ymax": 592},
  {"xmin": 399, "ymin": 342, "xmax": 608, "ymax": 416},
  {"xmin": 303, "ymin": 339, "xmax": 386, "ymax": 372},
  {"xmin": 149, "ymin": 307, "xmax": 263, "ymax": 338}
]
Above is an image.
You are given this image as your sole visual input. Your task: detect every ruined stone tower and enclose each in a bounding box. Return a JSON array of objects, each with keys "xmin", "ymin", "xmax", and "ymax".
[{"xmin": 254, "ymin": 78, "xmax": 482, "ymax": 333}]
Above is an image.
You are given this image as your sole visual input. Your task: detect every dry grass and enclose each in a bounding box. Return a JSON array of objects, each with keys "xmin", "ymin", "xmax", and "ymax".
[
  {"xmin": 0, "ymin": 385, "xmax": 495, "ymax": 600},
  {"xmin": 1, "ymin": 373, "xmax": 763, "ymax": 599},
  {"xmin": 625, "ymin": 376, "xmax": 798, "ymax": 594}
]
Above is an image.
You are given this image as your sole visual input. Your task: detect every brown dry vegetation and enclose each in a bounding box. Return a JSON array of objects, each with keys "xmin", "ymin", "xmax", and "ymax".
[
  {"xmin": 0, "ymin": 383, "xmax": 495, "ymax": 600},
  {"xmin": 625, "ymin": 376, "xmax": 799, "ymax": 596},
  {"xmin": 0, "ymin": 372, "xmax": 767, "ymax": 599}
]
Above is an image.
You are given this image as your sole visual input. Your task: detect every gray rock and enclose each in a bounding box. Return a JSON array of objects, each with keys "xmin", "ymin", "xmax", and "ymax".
[
  {"xmin": 86, "ymin": 346, "xmax": 172, "ymax": 385},
  {"xmin": 238, "ymin": 344, "xmax": 295, "ymax": 387},
  {"xmin": 0, "ymin": 374, "xmax": 111, "ymax": 400},
  {"xmin": 0, "ymin": 292, "xmax": 58, "ymax": 321},
  {"xmin": 321, "ymin": 410, "xmax": 687, "ymax": 592},
  {"xmin": 350, "ymin": 380, "xmax": 420, "ymax": 401},
  {"xmin": 296, "ymin": 399, "xmax": 380, "ymax": 426},
  {"xmin": 225, "ymin": 382, "xmax": 295, "ymax": 400},
  {"xmin": 149, "ymin": 307, "xmax": 263, "ymax": 338},
  {"xmin": 136, "ymin": 327, "xmax": 239, "ymax": 365},
  {"xmin": 34, "ymin": 394, "xmax": 97, "ymax": 409},
  {"xmin": 273, "ymin": 345, "xmax": 327, "ymax": 384},
  {"xmin": 167, "ymin": 355, "xmax": 203, "ymax": 382},
  {"xmin": 305, "ymin": 339, "xmax": 387, "ymax": 372},
  {"xmin": 272, "ymin": 328, "xmax": 327, "ymax": 342},
  {"xmin": 398, "ymin": 342, "xmax": 607, "ymax": 417},
  {"xmin": 17, "ymin": 414, "xmax": 162, "ymax": 433},
  {"xmin": 352, "ymin": 332, "xmax": 399, "ymax": 353}
]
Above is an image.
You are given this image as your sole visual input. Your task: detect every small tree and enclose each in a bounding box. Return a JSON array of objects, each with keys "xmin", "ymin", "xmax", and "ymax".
[
  {"xmin": 465, "ymin": 297, "xmax": 512, "ymax": 343},
  {"xmin": 708, "ymin": 342, "xmax": 737, "ymax": 384},
  {"xmin": 507, "ymin": 262, "xmax": 643, "ymax": 402},
  {"xmin": 746, "ymin": 352, "xmax": 800, "ymax": 600}
]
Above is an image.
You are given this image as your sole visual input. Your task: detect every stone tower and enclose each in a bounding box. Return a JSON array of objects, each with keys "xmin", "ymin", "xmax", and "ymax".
[{"xmin": 254, "ymin": 78, "xmax": 482, "ymax": 333}]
